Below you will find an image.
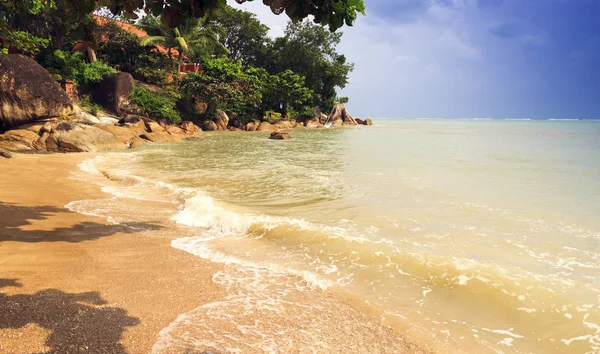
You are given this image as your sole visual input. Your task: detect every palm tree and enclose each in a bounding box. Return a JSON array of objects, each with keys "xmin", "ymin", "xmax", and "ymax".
[{"xmin": 139, "ymin": 16, "xmax": 228, "ymax": 66}]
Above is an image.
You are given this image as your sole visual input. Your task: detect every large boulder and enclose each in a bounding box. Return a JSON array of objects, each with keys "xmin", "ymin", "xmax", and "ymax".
[
  {"xmin": 72, "ymin": 106, "xmax": 101, "ymax": 124},
  {"xmin": 94, "ymin": 123, "xmax": 146, "ymax": 148},
  {"xmin": 269, "ymin": 132, "xmax": 292, "ymax": 140},
  {"xmin": 0, "ymin": 54, "xmax": 74, "ymax": 130},
  {"xmin": 0, "ymin": 149, "xmax": 12, "ymax": 158},
  {"xmin": 178, "ymin": 121, "xmax": 201, "ymax": 135},
  {"xmin": 48, "ymin": 122, "xmax": 127, "ymax": 152},
  {"xmin": 256, "ymin": 122, "xmax": 276, "ymax": 132},
  {"xmin": 229, "ymin": 117, "xmax": 242, "ymax": 129},
  {"xmin": 314, "ymin": 107, "xmax": 328, "ymax": 124},
  {"xmin": 202, "ymin": 120, "xmax": 218, "ymax": 131},
  {"xmin": 272, "ymin": 119, "xmax": 296, "ymax": 130},
  {"xmin": 143, "ymin": 119, "xmax": 165, "ymax": 133},
  {"xmin": 214, "ymin": 110, "xmax": 229, "ymax": 130},
  {"xmin": 326, "ymin": 103, "xmax": 358, "ymax": 126},
  {"xmin": 0, "ymin": 129, "xmax": 41, "ymax": 152},
  {"xmin": 140, "ymin": 131, "xmax": 181, "ymax": 143},
  {"xmin": 90, "ymin": 72, "xmax": 135, "ymax": 115},
  {"xmin": 96, "ymin": 112, "xmax": 120, "ymax": 125},
  {"xmin": 244, "ymin": 120, "xmax": 260, "ymax": 132},
  {"xmin": 165, "ymin": 125, "xmax": 183, "ymax": 135},
  {"xmin": 117, "ymin": 115, "xmax": 148, "ymax": 136},
  {"xmin": 363, "ymin": 118, "xmax": 373, "ymax": 126}
]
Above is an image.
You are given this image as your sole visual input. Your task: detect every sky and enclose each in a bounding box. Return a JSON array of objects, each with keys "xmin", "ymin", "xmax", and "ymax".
[{"xmin": 235, "ymin": 0, "xmax": 600, "ymax": 119}]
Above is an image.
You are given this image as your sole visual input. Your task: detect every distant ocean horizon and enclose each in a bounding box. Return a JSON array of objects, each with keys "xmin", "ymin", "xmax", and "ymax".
[
  {"xmin": 69, "ymin": 118, "xmax": 600, "ymax": 353},
  {"xmin": 368, "ymin": 116, "xmax": 600, "ymax": 121}
]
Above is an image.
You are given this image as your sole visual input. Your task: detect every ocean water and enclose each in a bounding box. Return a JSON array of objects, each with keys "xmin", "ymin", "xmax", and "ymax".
[{"xmin": 68, "ymin": 119, "xmax": 600, "ymax": 353}]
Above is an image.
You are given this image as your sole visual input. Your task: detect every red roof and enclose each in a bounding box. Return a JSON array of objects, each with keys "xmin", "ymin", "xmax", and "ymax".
[{"xmin": 93, "ymin": 15, "xmax": 181, "ymax": 58}]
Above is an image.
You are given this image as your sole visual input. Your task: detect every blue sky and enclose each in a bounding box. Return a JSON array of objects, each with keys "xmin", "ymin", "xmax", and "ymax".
[{"xmin": 238, "ymin": 0, "xmax": 600, "ymax": 118}]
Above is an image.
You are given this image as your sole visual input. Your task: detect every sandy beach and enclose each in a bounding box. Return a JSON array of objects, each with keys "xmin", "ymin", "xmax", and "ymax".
[
  {"xmin": 0, "ymin": 153, "xmax": 226, "ymax": 353},
  {"xmin": 0, "ymin": 153, "xmax": 425, "ymax": 354}
]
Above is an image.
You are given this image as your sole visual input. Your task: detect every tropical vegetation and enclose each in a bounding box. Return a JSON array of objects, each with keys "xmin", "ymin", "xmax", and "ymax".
[{"xmin": 0, "ymin": 0, "xmax": 361, "ymax": 124}]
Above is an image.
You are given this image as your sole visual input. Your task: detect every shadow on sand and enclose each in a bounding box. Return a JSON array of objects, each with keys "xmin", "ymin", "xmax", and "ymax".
[
  {"xmin": 0, "ymin": 201, "xmax": 162, "ymax": 243},
  {"xmin": 0, "ymin": 279, "xmax": 139, "ymax": 353}
]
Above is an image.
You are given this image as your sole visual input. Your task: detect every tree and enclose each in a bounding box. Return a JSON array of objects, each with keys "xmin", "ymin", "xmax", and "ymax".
[
  {"xmin": 269, "ymin": 21, "xmax": 354, "ymax": 110},
  {"xmin": 180, "ymin": 57, "xmax": 261, "ymax": 120},
  {"xmin": 2, "ymin": 0, "xmax": 365, "ymax": 32},
  {"xmin": 213, "ymin": 6, "xmax": 270, "ymax": 67},
  {"xmin": 139, "ymin": 16, "xmax": 228, "ymax": 64},
  {"xmin": 0, "ymin": 0, "xmax": 72, "ymax": 55},
  {"xmin": 248, "ymin": 68, "xmax": 313, "ymax": 117}
]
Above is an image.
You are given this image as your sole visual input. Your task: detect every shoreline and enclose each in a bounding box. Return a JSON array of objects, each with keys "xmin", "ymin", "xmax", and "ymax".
[
  {"xmin": 0, "ymin": 153, "xmax": 225, "ymax": 353},
  {"xmin": 0, "ymin": 152, "xmax": 426, "ymax": 353}
]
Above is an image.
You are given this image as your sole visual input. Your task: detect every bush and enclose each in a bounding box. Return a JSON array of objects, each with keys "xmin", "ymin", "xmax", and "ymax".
[
  {"xmin": 76, "ymin": 60, "xmax": 117, "ymax": 90},
  {"xmin": 263, "ymin": 110, "xmax": 281, "ymax": 123},
  {"xmin": 43, "ymin": 50, "xmax": 117, "ymax": 91},
  {"xmin": 131, "ymin": 86, "xmax": 181, "ymax": 123}
]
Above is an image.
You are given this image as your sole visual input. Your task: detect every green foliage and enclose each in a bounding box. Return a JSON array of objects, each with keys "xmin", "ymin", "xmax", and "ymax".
[
  {"xmin": 44, "ymin": 50, "xmax": 116, "ymax": 90},
  {"xmin": 78, "ymin": 60, "xmax": 118, "ymax": 89},
  {"xmin": 0, "ymin": 27, "xmax": 49, "ymax": 56},
  {"xmin": 338, "ymin": 96, "xmax": 349, "ymax": 104},
  {"xmin": 95, "ymin": 19, "xmax": 150, "ymax": 73},
  {"xmin": 213, "ymin": 6, "xmax": 270, "ymax": 67},
  {"xmin": 263, "ymin": 110, "xmax": 281, "ymax": 123},
  {"xmin": 2, "ymin": 0, "xmax": 365, "ymax": 32},
  {"xmin": 133, "ymin": 53, "xmax": 178, "ymax": 87},
  {"xmin": 139, "ymin": 15, "xmax": 228, "ymax": 63},
  {"xmin": 78, "ymin": 95, "xmax": 103, "ymax": 116},
  {"xmin": 0, "ymin": 0, "xmax": 76, "ymax": 57},
  {"xmin": 180, "ymin": 57, "xmax": 261, "ymax": 119},
  {"xmin": 259, "ymin": 21, "xmax": 354, "ymax": 112},
  {"xmin": 131, "ymin": 86, "xmax": 182, "ymax": 123}
]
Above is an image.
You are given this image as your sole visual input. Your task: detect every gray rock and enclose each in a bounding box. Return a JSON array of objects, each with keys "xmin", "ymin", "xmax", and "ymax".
[{"xmin": 0, "ymin": 54, "xmax": 74, "ymax": 129}]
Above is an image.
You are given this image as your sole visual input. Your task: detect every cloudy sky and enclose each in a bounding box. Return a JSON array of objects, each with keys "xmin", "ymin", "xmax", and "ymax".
[{"xmin": 235, "ymin": 0, "xmax": 600, "ymax": 119}]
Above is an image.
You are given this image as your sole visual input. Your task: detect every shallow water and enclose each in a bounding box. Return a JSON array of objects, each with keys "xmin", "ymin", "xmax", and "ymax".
[{"xmin": 70, "ymin": 119, "xmax": 600, "ymax": 353}]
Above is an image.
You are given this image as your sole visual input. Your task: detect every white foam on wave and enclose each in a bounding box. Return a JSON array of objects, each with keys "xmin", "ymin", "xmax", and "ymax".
[
  {"xmin": 172, "ymin": 236, "xmax": 334, "ymax": 291},
  {"xmin": 170, "ymin": 194, "xmax": 252, "ymax": 235}
]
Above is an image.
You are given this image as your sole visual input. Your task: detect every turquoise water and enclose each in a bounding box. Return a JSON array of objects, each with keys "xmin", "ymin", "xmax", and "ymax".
[{"xmin": 72, "ymin": 119, "xmax": 600, "ymax": 353}]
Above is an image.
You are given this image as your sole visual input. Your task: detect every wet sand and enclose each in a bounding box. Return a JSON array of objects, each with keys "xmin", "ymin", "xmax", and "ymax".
[
  {"xmin": 0, "ymin": 153, "xmax": 425, "ymax": 353},
  {"xmin": 0, "ymin": 153, "xmax": 224, "ymax": 353}
]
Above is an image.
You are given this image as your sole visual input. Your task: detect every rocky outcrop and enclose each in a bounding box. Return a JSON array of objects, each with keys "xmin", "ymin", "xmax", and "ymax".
[
  {"xmin": 90, "ymin": 72, "xmax": 134, "ymax": 115},
  {"xmin": 214, "ymin": 110, "xmax": 229, "ymax": 130},
  {"xmin": 355, "ymin": 118, "xmax": 364, "ymax": 125},
  {"xmin": 269, "ymin": 132, "xmax": 292, "ymax": 140},
  {"xmin": 178, "ymin": 121, "xmax": 201, "ymax": 135},
  {"xmin": 229, "ymin": 117, "xmax": 242, "ymax": 129},
  {"xmin": 117, "ymin": 115, "xmax": 147, "ymax": 136},
  {"xmin": 0, "ymin": 121, "xmax": 127, "ymax": 153},
  {"xmin": 256, "ymin": 122, "xmax": 276, "ymax": 132},
  {"xmin": 96, "ymin": 112, "xmax": 120, "ymax": 125},
  {"xmin": 314, "ymin": 107, "xmax": 328, "ymax": 124},
  {"xmin": 326, "ymin": 103, "xmax": 358, "ymax": 126},
  {"xmin": 144, "ymin": 119, "xmax": 165, "ymax": 133},
  {"xmin": 272, "ymin": 119, "xmax": 297, "ymax": 130},
  {"xmin": 0, "ymin": 149, "xmax": 12, "ymax": 158},
  {"xmin": 0, "ymin": 54, "xmax": 74, "ymax": 130},
  {"xmin": 0, "ymin": 129, "xmax": 41, "ymax": 151},
  {"xmin": 140, "ymin": 131, "xmax": 181, "ymax": 143},
  {"xmin": 72, "ymin": 107, "xmax": 101, "ymax": 125},
  {"xmin": 363, "ymin": 118, "xmax": 373, "ymax": 126},
  {"xmin": 165, "ymin": 125, "xmax": 184, "ymax": 135},
  {"xmin": 94, "ymin": 123, "xmax": 146, "ymax": 148},
  {"xmin": 49, "ymin": 122, "xmax": 127, "ymax": 152},
  {"xmin": 304, "ymin": 107, "xmax": 326, "ymax": 128},
  {"xmin": 244, "ymin": 120, "xmax": 260, "ymax": 132},
  {"xmin": 202, "ymin": 120, "xmax": 218, "ymax": 131}
]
